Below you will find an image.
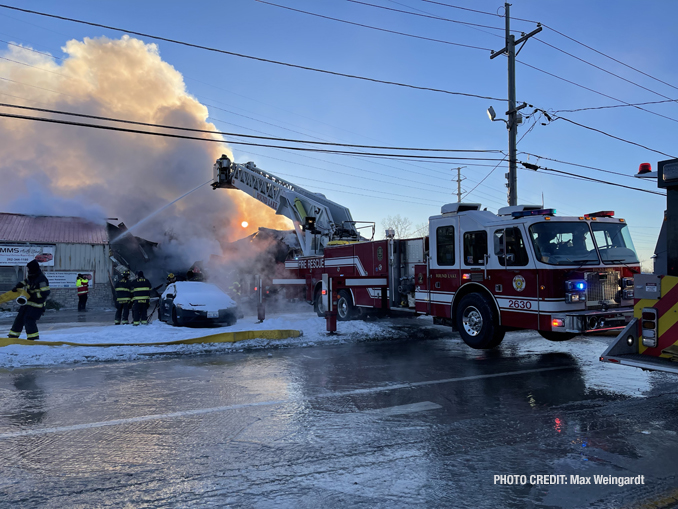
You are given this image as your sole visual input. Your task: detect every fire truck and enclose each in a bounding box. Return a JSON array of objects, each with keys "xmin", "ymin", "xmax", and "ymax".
[
  {"xmin": 601, "ymin": 159, "xmax": 678, "ymax": 373},
  {"xmin": 213, "ymin": 156, "xmax": 640, "ymax": 349}
]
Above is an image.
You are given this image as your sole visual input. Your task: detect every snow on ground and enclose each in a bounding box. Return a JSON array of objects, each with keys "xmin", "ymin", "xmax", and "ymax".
[{"xmin": 0, "ymin": 312, "xmax": 393, "ymax": 368}]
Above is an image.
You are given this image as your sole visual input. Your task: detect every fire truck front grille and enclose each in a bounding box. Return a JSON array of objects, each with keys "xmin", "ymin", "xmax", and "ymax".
[{"xmin": 585, "ymin": 271, "xmax": 620, "ymax": 308}]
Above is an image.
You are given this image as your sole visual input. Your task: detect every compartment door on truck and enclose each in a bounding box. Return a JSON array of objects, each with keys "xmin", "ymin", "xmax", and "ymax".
[
  {"xmin": 428, "ymin": 220, "xmax": 460, "ymax": 319},
  {"xmin": 489, "ymin": 226, "xmax": 539, "ymax": 329}
]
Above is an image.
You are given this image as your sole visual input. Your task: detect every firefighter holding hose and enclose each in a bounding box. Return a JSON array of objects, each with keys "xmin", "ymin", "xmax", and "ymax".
[{"xmin": 7, "ymin": 260, "xmax": 50, "ymax": 341}]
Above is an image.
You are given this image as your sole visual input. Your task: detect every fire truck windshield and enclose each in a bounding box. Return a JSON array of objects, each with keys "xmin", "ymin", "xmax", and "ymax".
[
  {"xmin": 529, "ymin": 222, "xmax": 599, "ymax": 265},
  {"xmin": 590, "ymin": 222, "xmax": 639, "ymax": 265}
]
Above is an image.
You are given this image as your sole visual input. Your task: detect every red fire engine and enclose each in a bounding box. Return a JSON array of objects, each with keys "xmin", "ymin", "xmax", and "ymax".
[
  {"xmin": 212, "ymin": 156, "xmax": 639, "ymax": 349},
  {"xmin": 284, "ymin": 203, "xmax": 639, "ymax": 349}
]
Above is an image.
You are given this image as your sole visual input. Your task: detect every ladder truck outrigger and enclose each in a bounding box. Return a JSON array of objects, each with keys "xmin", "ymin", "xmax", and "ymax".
[
  {"xmin": 601, "ymin": 158, "xmax": 678, "ymax": 373},
  {"xmin": 213, "ymin": 156, "xmax": 640, "ymax": 349}
]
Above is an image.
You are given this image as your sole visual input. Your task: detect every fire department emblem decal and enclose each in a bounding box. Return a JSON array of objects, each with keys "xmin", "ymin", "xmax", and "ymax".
[
  {"xmin": 377, "ymin": 246, "xmax": 384, "ymax": 261},
  {"xmin": 512, "ymin": 275, "xmax": 526, "ymax": 292}
]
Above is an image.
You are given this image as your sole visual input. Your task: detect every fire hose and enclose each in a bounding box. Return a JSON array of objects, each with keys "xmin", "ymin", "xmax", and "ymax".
[{"xmin": 0, "ymin": 288, "xmax": 30, "ymax": 306}]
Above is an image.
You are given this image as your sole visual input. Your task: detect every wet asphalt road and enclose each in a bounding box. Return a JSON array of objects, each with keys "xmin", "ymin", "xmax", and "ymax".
[{"xmin": 1, "ymin": 322, "xmax": 678, "ymax": 508}]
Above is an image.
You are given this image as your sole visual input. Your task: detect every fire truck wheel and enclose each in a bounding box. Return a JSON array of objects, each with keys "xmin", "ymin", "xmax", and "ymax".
[
  {"xmin": 314, "ymin": 288, "xmax": 326, "ymax": 317},
  {"xmin": 337, "ymin": 290, "xmax": 356, "ymax": 321},
  {"xmin": 456, "ymin": 294, "xmax": 504, "ymax": 349},
  {"xmin": 538, "ymin": 331, "xmax": 577, "ymax": 342}
]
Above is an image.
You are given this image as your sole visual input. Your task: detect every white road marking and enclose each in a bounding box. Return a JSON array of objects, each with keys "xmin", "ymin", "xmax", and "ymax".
[
  {"xmin": 362, "ymin": 401, "xmax": 442, "ymax": 416},
  {"xmin": 0, "ymin": 366, "xmax": 572, "ymax": 440}
]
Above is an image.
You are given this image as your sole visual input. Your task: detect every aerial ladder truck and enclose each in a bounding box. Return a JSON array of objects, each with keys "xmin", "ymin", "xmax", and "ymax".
[
  {"xmin": 601, "ymin": 158, "xmax": 678, "ymax": 373},
  {"xmin": 211, "ymin": 155, "xmax": 372, "ymax": 257}
]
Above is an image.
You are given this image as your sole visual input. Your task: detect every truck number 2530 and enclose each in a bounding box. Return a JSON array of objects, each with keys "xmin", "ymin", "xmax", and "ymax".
[{"xmin": 508, "ymin": 300, "xmax": 532, "ymax": 310}]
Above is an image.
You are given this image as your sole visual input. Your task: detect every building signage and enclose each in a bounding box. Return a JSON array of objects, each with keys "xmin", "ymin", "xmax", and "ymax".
[
  {"xmin": 0, "ymin": 245, "xmax": 55, "ymax": 266},
  {"xmin": 45, "ymin": 271, "xmax": 95, "ymax": 289}
]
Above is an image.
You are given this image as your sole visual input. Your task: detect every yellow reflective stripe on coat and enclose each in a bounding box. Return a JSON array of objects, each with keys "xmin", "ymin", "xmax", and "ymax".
[{"xmin": 26, "ymin": 301, "xmax": 44, "ymax": 308}]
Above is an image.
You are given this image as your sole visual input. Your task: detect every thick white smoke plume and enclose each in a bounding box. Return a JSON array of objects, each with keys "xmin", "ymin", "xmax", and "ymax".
[{"xmin": 0, "ymin": 36, "xmax": 291, "ymax": 264}]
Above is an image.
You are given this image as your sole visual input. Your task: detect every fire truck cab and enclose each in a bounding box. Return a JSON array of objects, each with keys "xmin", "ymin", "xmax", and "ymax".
[{"xmin": 416, "ymin": 203, "xmax": 639, "ymax": 348}]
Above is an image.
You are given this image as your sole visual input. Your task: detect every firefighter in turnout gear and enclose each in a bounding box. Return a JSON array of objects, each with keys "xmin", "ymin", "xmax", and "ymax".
[
  {"xmin": 167, "ymin": 273, "xmax": 177, "ymax": 284},
  {"xmin": 114, "ymin": 270, "xmax": 132, "ymax": 325},
  {"xmin": 76, "ymin": 274, "xmax": 89, "ymax": 312},
  {"xmin": 8, "ymin": 260, "xmax": 50, "ymax": 340},
  {"xmin": 132, "ymin": 271, "xmax": 151, "ymax": 325}
]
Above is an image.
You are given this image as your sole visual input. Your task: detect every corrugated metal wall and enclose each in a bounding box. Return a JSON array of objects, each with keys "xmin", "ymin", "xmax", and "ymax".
[{"xmin": 44, "ymin": 243, "xmax": 111, "ymax": 280}]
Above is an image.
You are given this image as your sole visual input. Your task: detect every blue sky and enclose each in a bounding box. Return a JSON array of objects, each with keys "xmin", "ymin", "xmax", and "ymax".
[{"xmin": 1, "ymin": 0, "xmax": 676, "ymax": 265}]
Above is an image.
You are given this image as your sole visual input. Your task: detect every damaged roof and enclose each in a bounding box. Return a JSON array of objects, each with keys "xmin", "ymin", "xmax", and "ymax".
[{"xmin": 0, "ymin": 213, "xmax": 109, "ymax": 244}]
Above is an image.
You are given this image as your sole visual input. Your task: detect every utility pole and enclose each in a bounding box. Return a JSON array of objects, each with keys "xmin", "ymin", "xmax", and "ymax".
[
  {"xmin": 453, "ymin": 166, "xmax": 467, "ymax": 202},
  {"xmin": 490, "ymin": 4, "xmax": 541, "ymax": 206}
]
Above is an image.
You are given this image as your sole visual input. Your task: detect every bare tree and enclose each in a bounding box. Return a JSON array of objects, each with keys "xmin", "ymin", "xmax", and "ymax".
[{"xmin": 381, "ymin": 214, "xmax": 413, "ymax": 239}]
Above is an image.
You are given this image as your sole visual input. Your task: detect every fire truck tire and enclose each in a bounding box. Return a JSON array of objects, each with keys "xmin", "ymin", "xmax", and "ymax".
[
  {"xmin": 456, "ymin": 294, "xmax": 504, "ymax": 349},
  {"xmin": 538, "ymin": 331, "xmax": 577, "ymax": 342},
  {"xmin": 337, "ymin": 290, "xmax": 356, "ymax": 321},
  {"xmin": 314, "ymin": 288, "xmax": 326, "ymax": 317}
]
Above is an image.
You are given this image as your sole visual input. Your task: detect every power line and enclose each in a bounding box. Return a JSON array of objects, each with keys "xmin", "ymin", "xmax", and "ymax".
[
  {"xmin": 462, "ymin": 155, "xmax": 508, "ymax": 200},
  {"xmin": 520, "ymin": 161, "xmax": 666, "ymax": 196},
  {"xmin": 0, "ymin": 110, "xmax": 506, "ymax": 161},
  {"xmin": 542, "ymin": 24, "xmax": 678, "ymax": 94},
  {"xmin": 546, "ymin": 114, "xmax": 677, "ymax": 158},
  {"xmin": 0, "ymin": 101, "xmax": 499, "ymax": 153},
  {"xmin": 533, "ymin": 38, "xmax": 678, "ymax": 103},
  {"xmin": 0, "ymin": 38, "xmax": 63, "ymax": 59},
  {"xmin": 419, "ymin": 0, "xmax": 539, "ymax": 23},
  {"xmin": 344, "ymin": 0, "xmax": 507, "ymax": 30},
  {"xmin": 519, "ymin": 152, "xmax": 643, "ymax": 179},
  {"xmin": 554, "ymin": 99, "xmax": 677, "ymax": 113},
  {"xmin": 0, "ymin": 3, "xmax": 506, "ymax": 101},
  {"xmin": 517, "ymin": 60, "xmax": 678, "ymax": 124},
  {"xmin": 406, "ymin": 1, "xmax": 678, "ymax": 101},
  {"xmin": 256, "ymin": 0, "xmax": 492, "ymax": 51}
]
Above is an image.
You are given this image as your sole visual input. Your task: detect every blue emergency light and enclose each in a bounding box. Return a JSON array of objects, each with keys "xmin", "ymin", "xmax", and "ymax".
[{"xmin": 512, "ymin": 208, "xmax": 556, "ymax": 218}]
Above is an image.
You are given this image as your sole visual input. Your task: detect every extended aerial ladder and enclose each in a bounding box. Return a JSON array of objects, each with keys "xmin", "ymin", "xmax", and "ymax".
[{"xmin": 212, "ymin": 155, "xmax": 369, "ymax": 257}]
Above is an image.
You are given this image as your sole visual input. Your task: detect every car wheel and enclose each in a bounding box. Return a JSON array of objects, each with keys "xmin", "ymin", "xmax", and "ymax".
[
  {"xmin": 314, "ymin": 287, "xmax": 326, "ymax": 317},
  {"xmin": 337, "ymin": 290, "xmax": 356, "ymax": 321},
  {"xmin": 171, "ymin": 305, "xmax": 181, "ymax": 326},
  {"xmin": 539, "ymin": 331, "xmax": 577, "ymax": 342},
  {"xmin": 455, "ymin": 293, "xmax": 505, "ymax": 349}
]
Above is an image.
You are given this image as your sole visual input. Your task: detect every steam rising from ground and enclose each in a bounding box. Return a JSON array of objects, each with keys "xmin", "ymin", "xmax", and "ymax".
[{"xmin": 0, "ymin": 35, "xmax": 291, "ymax": 264}]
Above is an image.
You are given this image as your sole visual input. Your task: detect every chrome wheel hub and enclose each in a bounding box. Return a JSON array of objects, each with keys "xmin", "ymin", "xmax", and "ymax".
[{"xmin": 462, "ymin": 306, "xmax": 483, "ymax": 336}]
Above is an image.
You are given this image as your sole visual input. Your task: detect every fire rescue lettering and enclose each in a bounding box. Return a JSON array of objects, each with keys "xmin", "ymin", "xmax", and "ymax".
[
  {"xmin": 298, "ymin": 258, "xmax": 325, "ymax": 269},
  {"xmin": 255, "ymin": 193, "xmax": 279, "ymax": 209}
]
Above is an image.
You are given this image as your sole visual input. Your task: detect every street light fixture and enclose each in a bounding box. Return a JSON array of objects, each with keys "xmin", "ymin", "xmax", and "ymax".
[{"xmin": 487, "ymin": 105, "xmax": 508, "ymax": 126}]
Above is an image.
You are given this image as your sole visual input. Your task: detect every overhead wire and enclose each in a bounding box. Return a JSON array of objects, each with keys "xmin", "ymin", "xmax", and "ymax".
[
  {"xmin": 0, "ymin": 101, "xmax": 500, "ymax": 153},
  {"xmin": 255, "ymin": 0, "xmax": 492, "ymax": 51},
  {"xmin": 419, "ymin": 0, "xmax": 538, "ymax": 23},
  {"xmin": 344, "ymin": 0, "xmax": 508, "ymax": 31},
  {"xmin": 555, "ymin": 99, "xmax": 677, "ymax": 113},
  {"xmin": 0, "ymin": 3, "xmax": 506, "ymax": 101},
  {"xmin": 545, "ymin": 113, "xmax": 677, "ymax": 158},
  {"xmin": 418, "ymin": 1, "xmax": 678, "ymax": 93},
  {"xmin": 520, "ymin": 161, "xmax": 666, "ymax": 196},
  {"xmin": 0, "ymin": 109, "xmax": 506, "ymax": 161},
  {"xmin": 532, "ymin": 38, "xmax": 678, "ymax": 103},
  {"xmin": 516, "ymin": 60, "xmax": 678, "ymax": 125}
]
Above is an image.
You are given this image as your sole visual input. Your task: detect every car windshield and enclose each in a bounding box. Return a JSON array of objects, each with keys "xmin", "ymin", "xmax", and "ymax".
[
  {"xmin": 529, "ymin": 222, "xmax": 599, "ymax": 265},
  {"xmin": 591, "ymin": 222, "xmax": 639, "ymax": 264}
]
